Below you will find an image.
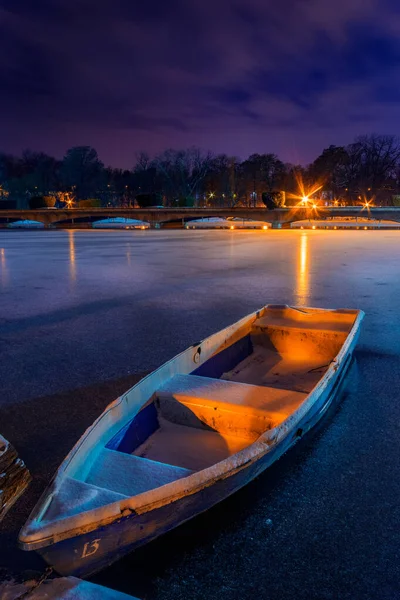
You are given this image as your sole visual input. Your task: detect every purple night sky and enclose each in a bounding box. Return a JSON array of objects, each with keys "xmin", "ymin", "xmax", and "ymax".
[{"xmin": 1, "ymin": 0, "xmax": 400, "ymax": 167}]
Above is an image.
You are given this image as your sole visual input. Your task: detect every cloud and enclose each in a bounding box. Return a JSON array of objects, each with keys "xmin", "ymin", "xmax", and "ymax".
[{"xmin": 1, "ymin": 0, "xmax": 400, "ymax": 166}]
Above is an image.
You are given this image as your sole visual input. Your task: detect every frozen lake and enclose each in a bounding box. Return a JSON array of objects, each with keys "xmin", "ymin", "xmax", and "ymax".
[{"xmin": 1, "ymin": 229, "xmax": 400, "ymax": 599}]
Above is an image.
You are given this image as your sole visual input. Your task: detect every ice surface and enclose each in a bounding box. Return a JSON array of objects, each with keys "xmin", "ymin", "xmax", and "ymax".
[
  {"xmin": 0, "ymin": 229, "xmax": 398, "ymax": 406},
  {"xmin": 2, "ymin": 229, "xmax": 400, "ymax": 598}
]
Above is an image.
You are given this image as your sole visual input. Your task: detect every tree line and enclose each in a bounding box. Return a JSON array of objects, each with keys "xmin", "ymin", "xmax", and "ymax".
[{"xmin": 1, "ymin": 134, "xmax": 400, "ymax": 209}]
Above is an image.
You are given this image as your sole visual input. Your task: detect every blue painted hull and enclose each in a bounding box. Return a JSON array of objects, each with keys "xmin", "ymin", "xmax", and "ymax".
[{"xmin": 37, "ymin": 353, "xmax": 353, "ymax": 577}]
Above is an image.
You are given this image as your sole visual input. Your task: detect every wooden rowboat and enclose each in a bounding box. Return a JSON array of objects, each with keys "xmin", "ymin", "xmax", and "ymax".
[{"xmin": 19, "ymin": 305, "xmax": 364, "ymax": 577}]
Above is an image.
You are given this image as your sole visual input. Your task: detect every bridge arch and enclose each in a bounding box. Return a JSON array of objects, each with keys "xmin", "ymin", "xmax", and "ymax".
[
  {"xmin": 0, "ymin": 216, "xmax": 47, "ymax": 227},
  {"xmin": 1, "ymin": 206, "xmax": 400, "ymax": 227}
]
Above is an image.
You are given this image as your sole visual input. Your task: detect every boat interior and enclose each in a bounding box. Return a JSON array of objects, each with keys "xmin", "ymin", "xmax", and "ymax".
[{"xmin": 41, "ymin": 306, "xmax": 358, "ymax": 523}]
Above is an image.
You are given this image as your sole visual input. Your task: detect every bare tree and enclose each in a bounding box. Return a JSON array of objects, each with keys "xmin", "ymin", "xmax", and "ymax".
[
  {"xmin": 152, "ymin": 147, "xmax": 214, "ymax": 206},
  {"xmin": 241, "ymin": 154, "xmax": 286, "ymax": 206},
  {"xmin": 202, "ymin": 155, "xmax": 244, "ymax": 206},
  {"xmin": 344, "ymin": 134, "xmax": 400, "ymax": 199},
  {"xmin": 308, "ymin": 145, "xmax": 348, "ymax": 197},
  {"xmin": 134, "ymin": 151, "xmax": 152, "ymax": 172},
  {"xmin": 60, "ymin": 146, "xmax": 104, "ymax": 199}
]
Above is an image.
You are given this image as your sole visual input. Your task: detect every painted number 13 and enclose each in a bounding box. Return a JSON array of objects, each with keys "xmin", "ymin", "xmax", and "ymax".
[{"xmin": 81, "ymin": 538, "xmax": 100, "ymax": 558}]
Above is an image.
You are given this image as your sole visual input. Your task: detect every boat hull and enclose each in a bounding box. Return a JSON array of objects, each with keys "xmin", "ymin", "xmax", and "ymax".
[{"xmin": 36, "ymin": 349, "xmax": 356, "ymax": 577}]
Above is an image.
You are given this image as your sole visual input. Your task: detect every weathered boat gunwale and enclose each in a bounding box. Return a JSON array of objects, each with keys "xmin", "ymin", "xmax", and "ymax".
[{"xmin": 19, "ymin": 306, "xmax": 364, "ymax": 554}]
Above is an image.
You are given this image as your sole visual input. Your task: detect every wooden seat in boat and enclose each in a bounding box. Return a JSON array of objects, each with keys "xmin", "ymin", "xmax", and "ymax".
[
  {"xmin": 251, "ymin": 308, "xmax": 352, "ymax": 364},
  {"xmin": 45, "ymin": 450, "xmax": 193, "ymax": 521},
  {"xmin": 156, "ymin": 374, "xmax": 307, "ymax": 440},
  {"xmin": 44, "ymin": 477, "xmax": 127, "ymax": 522},
  {"xmin": 85, "ymin": 448, "xmax": 193, "ymax": 496},
  {"xmin": 253, "ymin": 306, "xmax": 356, "ymax": 333}
]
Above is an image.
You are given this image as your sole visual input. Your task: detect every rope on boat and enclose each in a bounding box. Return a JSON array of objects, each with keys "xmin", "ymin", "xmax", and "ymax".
[{"xmin": 307, "ymin": 358, "xmax": 337, "ymax": 373}]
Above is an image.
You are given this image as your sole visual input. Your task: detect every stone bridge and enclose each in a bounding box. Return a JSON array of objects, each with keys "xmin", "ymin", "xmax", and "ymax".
[{"xmin": 1, "ymin": 206, "xmax": 400, "ymax": 227}]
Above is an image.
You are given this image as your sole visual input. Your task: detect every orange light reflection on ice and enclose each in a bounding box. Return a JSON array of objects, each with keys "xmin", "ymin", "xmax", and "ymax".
[
  {"xmin": 296, "ymin": 232, "xmax": 309, "ymax": 306},
  {"xmin": 68, "ymin": 230, "xmax": 76, "ymax": 283},
  {"xmin": 0, "ymin": 247, "xmax": 8, "ymax": 288}
]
